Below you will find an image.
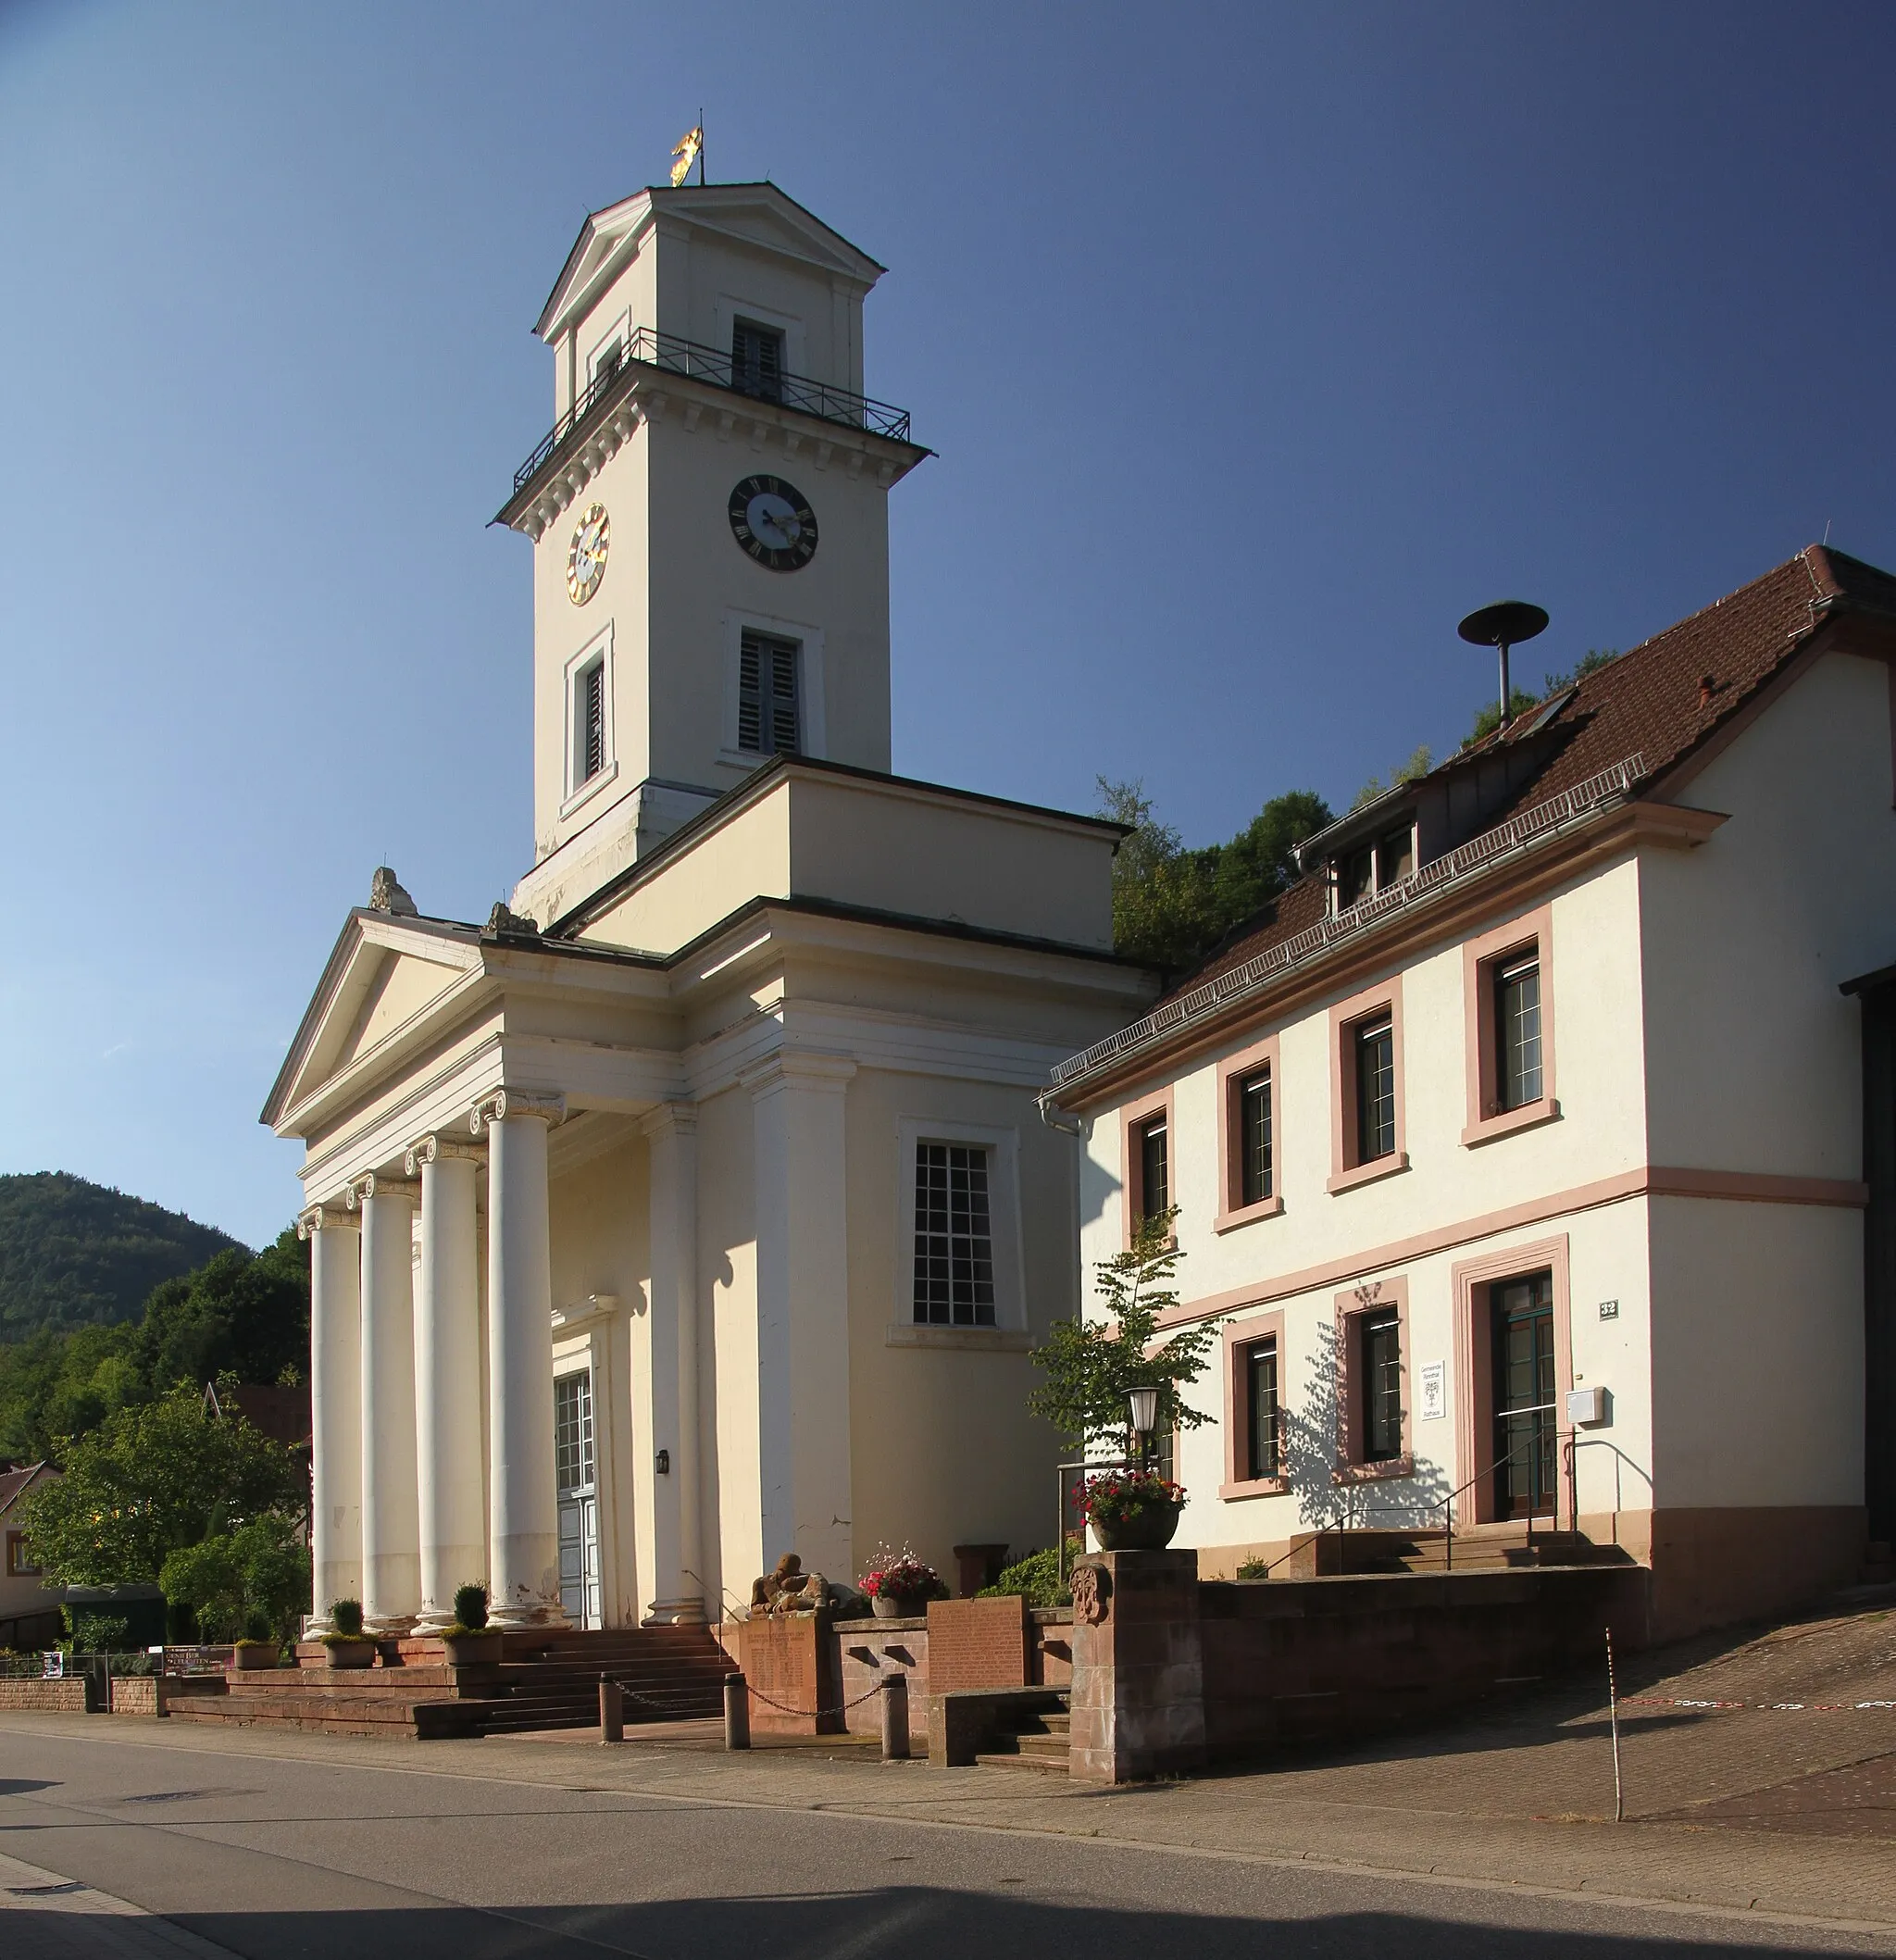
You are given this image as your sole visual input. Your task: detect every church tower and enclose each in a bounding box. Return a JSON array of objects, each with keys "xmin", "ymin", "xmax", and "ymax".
[{"xmin": 495, "ymin": 183, "xmax": 929, "ymax": 928}]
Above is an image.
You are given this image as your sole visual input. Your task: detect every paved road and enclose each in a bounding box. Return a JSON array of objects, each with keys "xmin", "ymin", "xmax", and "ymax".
[{"xmin": 2, "ymin": 1723, "xmax": 1893, "ymax": 1960}]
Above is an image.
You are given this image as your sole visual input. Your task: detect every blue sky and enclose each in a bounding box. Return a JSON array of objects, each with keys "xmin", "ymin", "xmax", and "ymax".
[{"xmin": 3, "ymin": 1, "xmax": 1892, "ymax": 1247}]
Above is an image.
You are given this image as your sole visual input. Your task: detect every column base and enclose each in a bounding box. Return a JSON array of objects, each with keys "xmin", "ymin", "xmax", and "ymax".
[
  {"xmin": 303, "ymin": 1612, "xmax": 335, "ymax": 1640},
  {"xmin": 642, "ymin": 1597, "xmax": 709, "ymax": 1626},
  {"xmin": 413, "ymin": 1607, "xmax": 459, "ymax": 1635},
  {"xmin": 364, "ymin": 1614, "xmax": 417, "ymax": 1638},
  {"xmin": 488, "ymin": 1602, "xmax": 568, "ymax": 1630}
]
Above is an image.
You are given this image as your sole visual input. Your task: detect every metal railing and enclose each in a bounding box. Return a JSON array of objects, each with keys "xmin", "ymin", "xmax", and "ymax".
[
  {"xmin": 1049, "ymin": 755, "xmax": 1647, "ymax": 1093},
  {"xmin": 511, "ymin": 326, "xmax": 913, "ymax": 494}
]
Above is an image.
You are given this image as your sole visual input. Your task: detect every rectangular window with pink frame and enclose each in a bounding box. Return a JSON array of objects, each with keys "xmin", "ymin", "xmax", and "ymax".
[{"xmin": 1463, "ymin": 907, "xmax": 1557, "ymax": 1146}]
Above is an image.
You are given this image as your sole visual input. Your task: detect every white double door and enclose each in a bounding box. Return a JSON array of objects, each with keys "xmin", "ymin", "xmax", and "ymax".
[{"xmin": 555, "ymin": 1369, "xmax": 602, "ymax": 1629}]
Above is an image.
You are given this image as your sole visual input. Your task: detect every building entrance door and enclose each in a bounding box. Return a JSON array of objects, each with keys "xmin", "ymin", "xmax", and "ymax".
[
  {"xmin": 1491, "ymin": 1273, "xmax": 1556, "ymax": 1519},
  {"xmin": 555, "ymin": 1370, "xmax": 602, "ymax": 1628}
]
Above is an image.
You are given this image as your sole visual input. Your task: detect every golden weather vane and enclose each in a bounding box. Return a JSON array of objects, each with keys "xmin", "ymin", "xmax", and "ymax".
[{"xmin": 669, "ymin": 119, "xmax": 705, "ymax": 187}]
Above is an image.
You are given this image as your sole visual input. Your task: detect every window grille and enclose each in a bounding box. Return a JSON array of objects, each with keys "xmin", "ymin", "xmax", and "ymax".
[
  {"xmin": 1237, "ymin": 1068, "xmax": 1272, "ymax": 1205},
  {"xmin": 1355, "ymin": 1019, "xmax": 1396, "ymax": 1161},
  {"xmin": 554, "ymin": 1371, "xmax": 594, "ymax": 1494},
  {"xmin": 913, "ymin": 1142, "xmax": 996, "ymax": 1326},
  {"xmin": 1245, "ymin": 1339, "xmax": 1279, "ymax": 1481},
  {"xmin": 1138, "ymin": 1115, "xmax": 1169, "ymax": 1224},
  {"xmin": 738, "ymin": 630, "xmax": 800, "ymax": 755},
  {"xmin": 1360, "ymin": 1309, "xmax": 1402, "ymax": 1462},
  {"xmin": 1495, "ymin": 954, "xmax": 1542, "ymax": 1110},
  {"xmin": 580, "ymin": 660, "xmax": 605, "ymax": 784},
  {"xmin": 731, "ymin": 319, "xmax": 784, "ymax": 403}
]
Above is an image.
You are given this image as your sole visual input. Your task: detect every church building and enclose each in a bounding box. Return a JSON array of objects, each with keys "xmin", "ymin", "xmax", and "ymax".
[{"xmin": 264, "ymin": 183, "xmax": 1154, "ymax": 1632}]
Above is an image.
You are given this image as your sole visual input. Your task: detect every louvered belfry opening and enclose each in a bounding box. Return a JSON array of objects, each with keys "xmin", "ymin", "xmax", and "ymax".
[
  {"xmin": 580, "ymin": 660, "xmax": 606, "ymax": 783},
  {"xmin": 738, "ymin": 630, "xmax": 800, "ymax": 756},
  {"xmin": 730, "ymin": 319, "xmax": 783, "ymax": 403}
]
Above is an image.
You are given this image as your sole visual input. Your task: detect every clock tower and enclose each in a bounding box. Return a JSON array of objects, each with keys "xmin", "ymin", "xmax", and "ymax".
[{"xmin": 494, "ymin": 183, "xmax": 929, "ymax": 929}]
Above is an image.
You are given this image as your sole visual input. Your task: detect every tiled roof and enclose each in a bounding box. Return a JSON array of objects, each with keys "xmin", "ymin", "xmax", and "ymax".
[
  {"xmin": 1167, "ymin": 546, "xmax": 1896, "ymax": 1005},
  {"xmin": 0, "ymin": 1462, "xmax": 50, "ymax": 1517}
]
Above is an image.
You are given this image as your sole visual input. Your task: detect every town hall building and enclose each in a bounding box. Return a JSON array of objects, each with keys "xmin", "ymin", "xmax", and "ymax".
[{"xmin": 264, "ymin": 182, "xmax": 1154, "ymax": 1633}]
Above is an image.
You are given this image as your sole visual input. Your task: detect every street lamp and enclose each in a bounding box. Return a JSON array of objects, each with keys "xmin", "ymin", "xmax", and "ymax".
[{"xmin": 1128, "ymin": 1385, "xmax": 1160, "ymax": 1475}]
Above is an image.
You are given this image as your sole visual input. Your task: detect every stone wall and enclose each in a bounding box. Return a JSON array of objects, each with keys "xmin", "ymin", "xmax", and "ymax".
[
  {"xmin": 1068, "ymin": 1551, "xmax": 1206, "ymax": 1783},
  {"xmin": 0, "ymin": 1677, "xmax": 92, "ymax": 1713}
]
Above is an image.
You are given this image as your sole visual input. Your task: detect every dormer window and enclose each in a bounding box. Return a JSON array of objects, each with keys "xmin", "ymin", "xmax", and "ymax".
[
  {"xmin": 1332, "ymin": 819, "xmax": 1416, "ymax": 915},
  {"xmin": 731, "ymin": 319, "xmax": 784, "ymax": 403}
]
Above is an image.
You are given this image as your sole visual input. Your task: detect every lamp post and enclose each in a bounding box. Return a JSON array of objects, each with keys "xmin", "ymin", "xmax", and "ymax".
[{"xmin": 1128, "ymin": 1385, "xmax": 1160, "ymax": 1476}]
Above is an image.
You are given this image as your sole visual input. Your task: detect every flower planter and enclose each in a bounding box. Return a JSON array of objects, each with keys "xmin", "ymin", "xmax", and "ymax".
[
  {"xmin": 441, "ymin": 1630, "xmax": 503, "ymax": 1666},
  {"xmin": 232, "ymin": 1644, "xmax": 280, "ymax": 1671},
  {"xmin": 870, "ymin": 1594, "xmax": 925, "ymax": 1621},
  {"xmin": 1091, "ymin": 1499, "xmax": 1183, "ymax": 1552},
  {"xmin": 323, "ymin": 1638, "xmax": 376, "ymax": 1670}
]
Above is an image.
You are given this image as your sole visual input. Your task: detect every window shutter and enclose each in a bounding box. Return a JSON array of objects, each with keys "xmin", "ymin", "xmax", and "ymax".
[
  {"xmin": 738, "ymin": 636, "xmax": 762, "ymax": 751},
  {"xmin": 769, "ymin": 642, "xmax": 799, "ymax": 754},
  {"xmin": 582, "ymin": 662, "xmax": 605, "ymax": 781}
]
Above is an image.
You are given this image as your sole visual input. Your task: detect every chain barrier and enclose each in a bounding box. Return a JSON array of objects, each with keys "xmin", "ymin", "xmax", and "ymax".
[
  {"xmin": 1621, "ymin": 1694, "xmax": 1896, "ymax": 1714},
  {"xmin": 739, "ymin": 1679, "xmax": 892, "ymax": 1721}
]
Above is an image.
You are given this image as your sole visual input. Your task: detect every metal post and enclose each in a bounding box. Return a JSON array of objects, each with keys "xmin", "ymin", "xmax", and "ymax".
[
  {"xmin": 879, "ymin": 1674, "xmax": 909, "ymax": 1760},
  {"xmin": 1498, "ymin": 640, "xmax": 1513, "ymax": 729},
  {"xmin": 1605, "ymin": 1628, "xmax": 1624, "ymax": 1823},
  {"xmin": 598, "ymin": 1675, "xmax": 623, "ymax": 1744},
  {"xmin": 723, "ymin": 1671, "xmax": 751, "ymax": 1751}
]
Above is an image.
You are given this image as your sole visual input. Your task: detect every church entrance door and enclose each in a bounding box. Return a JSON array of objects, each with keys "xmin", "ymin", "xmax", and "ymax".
[{"xmin": 555, "ymin": 1369, "xmax": 602, "ymax": 1628}]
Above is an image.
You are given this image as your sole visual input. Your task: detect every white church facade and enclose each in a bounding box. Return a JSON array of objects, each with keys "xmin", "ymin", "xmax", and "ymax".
[{"xmin": 264, "ymin": 183, "xmax": 1154, "ymax": 1632}]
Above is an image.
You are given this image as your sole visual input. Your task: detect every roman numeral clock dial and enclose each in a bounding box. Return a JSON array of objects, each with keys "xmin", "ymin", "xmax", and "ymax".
[{"xmin": 728, "ymin": 474, "xmax": 817, "ymax": 571}]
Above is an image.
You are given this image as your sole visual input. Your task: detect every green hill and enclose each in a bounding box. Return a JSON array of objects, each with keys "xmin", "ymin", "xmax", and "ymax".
[{"xmin": 0, "ymin": 1173, "xmax": 246, "ymax": 1342}]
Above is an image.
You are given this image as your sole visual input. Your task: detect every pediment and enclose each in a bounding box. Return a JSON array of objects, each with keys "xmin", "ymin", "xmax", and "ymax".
[
  {"xmin": 261, "ymin": 912, "xmax": 483, "ymax": 1132},
  {"xmin": 535, "ymin": 183, "xmax": 883, "ymax": 341}
]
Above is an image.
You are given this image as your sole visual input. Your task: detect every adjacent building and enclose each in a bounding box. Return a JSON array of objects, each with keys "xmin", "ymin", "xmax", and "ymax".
[{"xmin": 1048, "ymin": 547, "xmax": 1896, "ymax": 1636}]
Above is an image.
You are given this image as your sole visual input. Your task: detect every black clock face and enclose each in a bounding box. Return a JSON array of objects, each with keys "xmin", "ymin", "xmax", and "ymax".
[{"xmin": 728, "ymin": 474, "xmax": 817, "ymax": 571}]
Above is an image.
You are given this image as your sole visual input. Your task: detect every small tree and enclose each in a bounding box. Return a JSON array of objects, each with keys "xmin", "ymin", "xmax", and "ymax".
[
  {"xmin": 159, "ymin": 1515, "xmax": 309, "ymax": 1643},
  {"xmin": 1029, "ymin": 1210, "xmax": 1221, "ymax": 1462}
]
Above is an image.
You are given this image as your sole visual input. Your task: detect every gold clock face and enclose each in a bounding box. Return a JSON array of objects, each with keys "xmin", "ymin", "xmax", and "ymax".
[{"xmin": 566, "ymin": 504, "xmax": 609, "ymax": 605}]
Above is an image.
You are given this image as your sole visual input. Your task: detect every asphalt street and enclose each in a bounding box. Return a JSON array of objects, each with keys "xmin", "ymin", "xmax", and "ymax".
[{"xmin": 2, "ymin": 1723, "xmax": 1894, "ymax": 1960}]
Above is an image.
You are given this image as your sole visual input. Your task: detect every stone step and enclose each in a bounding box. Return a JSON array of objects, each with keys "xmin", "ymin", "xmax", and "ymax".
[{"xmin": 973, "ymin": 1748, "xmax": 1070, "ymax": 1775}]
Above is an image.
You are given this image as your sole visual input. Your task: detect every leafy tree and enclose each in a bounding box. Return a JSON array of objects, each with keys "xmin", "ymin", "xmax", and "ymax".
[
  {"xmin": 1351, "ymin": 743, "xmax": 1436, "ymax": 811},
  {"xmin": 1461, "ymin": 649, "xmax": 1620, "ymax": 750},
  {"xmin": 1028, "ymin": 1210, "xmax": 1221, "ymax": 1461},
  {"xmin": 131, "ymin": 1229, "xmax": 308, "ymax": 1396},
  {"xmin": 160, "ymin": 1514, "xmax": 310, "ymax": 1643},
  {"xmin": 14, "ymin": 1379, "xmax": 303, "ymax": 1588},
  {"xmin": 1098, "ymin": 779, "xmax": 1332, "ymax": 975}
]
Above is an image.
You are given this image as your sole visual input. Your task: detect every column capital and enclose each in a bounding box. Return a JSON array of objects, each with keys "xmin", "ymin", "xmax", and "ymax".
[
  {"xmin": 738, "ymin": 1051, "xmax": 857, "ymax": 1100},
  {"xmin": 296, "ymin": 1202, "xmax": 360, "ymax": 1239},
  {"xmin": 405, "ymin": 1133, "xmax": 484, "ymax": 1176},
  {"xmin": 638, "ymin": 1101, "xmax": 699, "ymax": 1142},
  {"xmin": 471, "ymin": 1089, "xmax": 567, "ymax": 1135},
  {"xmin": 346, "ymin": 1171, "xmax": 420, "ymax": 1208}
]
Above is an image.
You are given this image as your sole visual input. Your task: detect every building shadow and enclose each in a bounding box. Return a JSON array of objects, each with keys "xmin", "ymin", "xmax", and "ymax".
[{"xmin": 105, "ymin": 1889, "xmax": 1871, "ymax": 1960}]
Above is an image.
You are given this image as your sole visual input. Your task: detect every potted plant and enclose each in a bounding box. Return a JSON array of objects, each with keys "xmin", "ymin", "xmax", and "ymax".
[
  {"xmin": 321, "ymin": 1597, "xmax": 375, "ymax": 1669},
  {"xmin": 1077, "ymin": 1468, "xmax": 1186, "ymax": 1551},
  {"xmin": 859, "ymin": 1546, "xmax": 942, "ymax": 1619},
  {"xmin": 441, "ymin": 1582, "xmax": 502, "ymax": 1665},
  {"xmin": 233, "ymin": 1612, "xmax": 280, "ymax": 1670}
]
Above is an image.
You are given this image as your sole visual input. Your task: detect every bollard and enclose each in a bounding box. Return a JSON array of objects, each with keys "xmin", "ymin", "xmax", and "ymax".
[
  {"xmin": 599, "ymin": 1675, "xmax": 623, "ymax": 1744},
  {"xmin": 724, "ymin": 1671, "xmax": 751, "ymax": 1751},
  {"xmin": 879, "ymin": 1673, "xmax": 909, "ymax": 1761}
]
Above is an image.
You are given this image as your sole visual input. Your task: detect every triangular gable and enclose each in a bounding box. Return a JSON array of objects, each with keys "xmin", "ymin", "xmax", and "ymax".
[
  {"xmin": 260, "ymin": 911, "xmax": 482, "ymax": 1132},
  {"xmin": 534, "ymin": 182, "xmax": 884, "ymax": 342}
]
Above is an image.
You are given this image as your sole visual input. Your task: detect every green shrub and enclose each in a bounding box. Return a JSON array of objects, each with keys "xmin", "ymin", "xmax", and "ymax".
[
  {"xmin": 452, "ymin": 1582, "xmax": 488, "ymax": 1630},
  {"xmin": 331, "ymin": 1598, "xmax": 363, "ymax": 1636},
  {"xmin": 68, "ymin": 1612, "xmax": 131, "ymax": 1652},
  {"xmin": 977, "ymin": 1542, "xmax": 1079, "ymax": 1610},
  {"xmin": 1235, "ymin": 1555, "xmax": 1269, "ymax": 1581}
]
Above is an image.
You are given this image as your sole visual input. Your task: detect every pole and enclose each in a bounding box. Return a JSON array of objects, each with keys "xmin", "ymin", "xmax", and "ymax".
[
  {"xmin": 1605, "ymin": 1628, "xmax": 1623, "ymax": 1823},
  {"xmin": 698, "ymin": 107, "xmax": 706, "ymax": 186},
  {"xmin": 723, "ymin": 1671, "xmax": 751, "ymax": 1751},
  {"xmin": 599, "ymin": 1675, "xmax": 623, "ymax": 1744},
  {"xmin": 879, "ymin": 1674, "xmax": 909, "ymax": 1760},
  {"xmin": 1499, "ymin": 640, "xmax": 1513, "ymax": 729}
]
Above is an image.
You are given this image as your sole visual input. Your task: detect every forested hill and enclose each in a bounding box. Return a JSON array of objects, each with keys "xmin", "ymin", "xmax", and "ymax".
[{"xmin": 0, "ymin": 1173, "xmax": 246, "ymax": 1341}]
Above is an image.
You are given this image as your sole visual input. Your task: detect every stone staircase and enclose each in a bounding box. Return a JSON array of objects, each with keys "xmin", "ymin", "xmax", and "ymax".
[
  {"xmin": 973, "ymin": 1694, "xmax": 1071, "ymax": 1774},
  {"xmin": 1279, "ymin": 1519, "xmax": 1634, "ymax": 1579},
  {"xmin": 164, "ymin": 1625, "xmax": 730, "ymax": 1740}
]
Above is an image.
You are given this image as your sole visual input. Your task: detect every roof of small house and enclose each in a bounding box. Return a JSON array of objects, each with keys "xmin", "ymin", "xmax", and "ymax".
[{"xmin": 0, "ymin": 1463, "xmax": 53, "ymax": 1517}]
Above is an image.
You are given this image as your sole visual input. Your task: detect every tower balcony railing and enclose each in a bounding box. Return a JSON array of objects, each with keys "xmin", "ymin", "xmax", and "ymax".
[{"xmin": 511, "ymin": 326, "xmax": 913, "ymax": 494}]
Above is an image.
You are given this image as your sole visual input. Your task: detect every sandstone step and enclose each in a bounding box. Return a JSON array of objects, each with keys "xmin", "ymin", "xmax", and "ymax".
[{"xmin": 973, "ymin": 1749, "xmax": 1069, "ymax": 1775}]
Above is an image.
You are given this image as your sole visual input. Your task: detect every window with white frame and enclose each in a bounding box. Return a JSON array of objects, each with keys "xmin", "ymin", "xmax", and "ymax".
[
  {"xmin": 913, "ymin": 1142, "xmax": 996, "ymax": 1327},
  {"xmin": 738, "ymin": 629, "xmax": 800, "ymax": 755}
]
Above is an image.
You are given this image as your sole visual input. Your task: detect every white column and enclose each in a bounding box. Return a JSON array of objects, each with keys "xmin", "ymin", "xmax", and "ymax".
[
  {"xmin": 743, "ymin": 1052, "xmax": 856, "ymax": 1584},
  {"xmin": 476, "ymin": 1090, "xmax": 568, "ymax": 1628},
  {"xmin": 300, "ymin": 1202, "xmax": 362, "ymax": 1634},
  {"xmin": 405, "ymin": 1135, "xmax": 486, "ymax": 1632},
  {"xmin": 355, "ymin": 1172, "xmax": 422, "ymax": 1633},
  {"xmin": 640, "ymin": 1104, "xmax": 704, "ymax": 1624}
]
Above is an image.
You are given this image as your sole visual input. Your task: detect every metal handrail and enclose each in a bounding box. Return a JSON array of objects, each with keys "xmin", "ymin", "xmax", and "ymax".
[{"xmin": 511, "ymin": 325, "xmax": 913, "ymax": 494}]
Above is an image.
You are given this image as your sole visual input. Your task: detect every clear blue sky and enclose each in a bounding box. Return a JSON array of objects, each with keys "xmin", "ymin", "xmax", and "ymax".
[{"xmin": 3, "ymin": 1, "xmax": 1892, "ymax": 1248}]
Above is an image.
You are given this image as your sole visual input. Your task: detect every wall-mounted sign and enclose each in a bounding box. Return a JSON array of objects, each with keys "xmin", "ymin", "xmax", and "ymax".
[
  {"xmin": 1418, "ymin": 1361, "xmax": 1446, "ymax": 1422},
  {"xmin": 1599, "ymin": 1298, "xmax": 1620, "ymax": 1321}
]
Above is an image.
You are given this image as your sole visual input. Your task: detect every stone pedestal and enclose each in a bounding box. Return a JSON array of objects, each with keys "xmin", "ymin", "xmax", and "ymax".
[{"xmin": 1066, "ymin": 1548, "xmax": 1205, "ymax": 1783}]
